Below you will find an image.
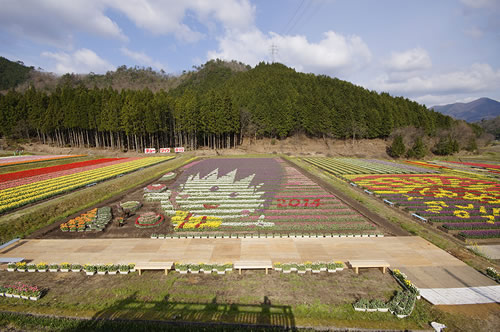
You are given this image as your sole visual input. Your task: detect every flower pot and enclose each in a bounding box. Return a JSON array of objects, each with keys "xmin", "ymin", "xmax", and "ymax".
[
  {"xmin": 283, "ymin": 270, "xmax": 291, "ymax": 274},
  {"xmin": 378, "ymin": 308, "xmax": 389, "ymax": 312},
  {"xmin": 203, "ymin": 270, "xmax": 212, "ymax": 274},
  {"xmin": 5, "ymin": 294, "xmax": 13, "ymax": 298},
  {"xmin": 60, "ymin": 269, "xmax": 69, "ymax": 272},
  {"xmin": 327, "ymin": 269, "xmax": 336, "ymax": 273},
  {"xmin": 108, "ymin": 271, "xmax": 117, "ymax": 275},
  {"xmin": 336, "ymin": 268, "xmax": 344, "ymax": 272},
  {"xmin": 274, "ymin": 268, "xmax": 282, "ymax": 271},
  {"xmin": 291, "ymin": 268, "xmax": 297, "ymax": 272},
  {"xmin": 130, "ymin": 268, "xmax": 136, "ymax": 273},
  {"xmin": 28, "ymin": 269, "xmax": 36, "ymax": 273},
  {"xmin": 0, "ymin": 293, "xmax": 4, "ymax": 297},
  {"xmin": 38, "ymin": 269, "xmax": 47, "ymax": 272},
  {"xmin": 190, "ymin": 270, "xmax": 199, "ymax": 274},
  {"xmin": 396, "ymin": 314, "xmax": 407, "ymax": 319},
  {"xmin": 21, "ymin": 295, "xmax": 29, "ymax": 300},
  {"xmin": 97, "ymin": 271, "xmax": 106, "ymax": 275},
  {"xmin": 71, "ymin": 269, "xmax": 81, "ymax": 272},
  {"xmin": 119, "ymin": 271, "xmax": 129, "ymax": 275},
  {"xmin": 86, "ymin": 272, "xmax": 95, "ymax": 276},
  {"xmin": 312, "ymin": 270, "xmax": 320, "ymax": 274},
  {"xmin": 366, "ymin": 308, "xmax": 377, "ymax": 312},
  {"xmin": 320, "ymin": 267, "xmax": 327, "ymax": 272},
  {"xmin": 30, "ymin": 296, "xmax": 40, "ymax": 301},
  {"xmin": 416, "ymin": 295, "xmax": 421, "ymax": 300},
  {"xmin": 225, "ymin": 268, "xmax": 232, "ymax": 272},
  {"xmin": 7, "ymin": 268, "xmax": 15, "ymax": 272},
  {"xmin": 217, "ymin": 271, "xmax": 225, "ymax": 275},
  {"xmin": 49, "ymin": 269, "xmax": 58, "ymax": 272},
  {"xmin": 298, "ymin": 270, "xmax": 306, "ymax": 274},
  {"xmin": 179, "ymin": 270, "xmax": 188, "ymax": 274},
  {"xmin": 13, "ymin": 294, "xmax": 21, "ymax": 298},
  {"xmin": 354, "ymin": 307, "xmax": 366, "ymax": 312}
]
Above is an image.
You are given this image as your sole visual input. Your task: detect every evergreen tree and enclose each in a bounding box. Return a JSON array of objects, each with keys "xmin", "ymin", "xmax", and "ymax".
[
  {"xmin": 389, "ymin": 135, "xmax": 406, "ymax": 158},
  {"xmin": 407, "ymin": 137, "xmax": 427, "ymax": 159}
]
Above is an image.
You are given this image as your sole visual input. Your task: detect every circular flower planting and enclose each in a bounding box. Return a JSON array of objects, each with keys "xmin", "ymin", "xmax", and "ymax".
[
  {"xmin": 135, "ymin": 212, "xmax": 164, "ymax": 228},
  {"xmin": 161, "ymin": 172, "xmax": 176, "ymax": 181},
  {"xmin": 120, "ymin": 201, "xmax": 142, "ymax": 213},
  {"xmin": 144, "ymin": 184, "xmax": 167, "ymax": 193}
]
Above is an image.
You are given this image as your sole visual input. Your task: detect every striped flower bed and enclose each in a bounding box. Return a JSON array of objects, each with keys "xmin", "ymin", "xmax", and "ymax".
[
  {"xmin": 0, "ymin": 154, "xmax": 84, "ymax": 167},
  {"xmin": 345, "ymin": 173, "xmax": 500, "ymax": 238},
  {"xmin": 153, "ymin": 158, "xmax": 377, "ymax": 234},
  {"xmin": 303, "ymin": 157, "xmax": 434, "ymax": 175},
  {"xmin": 0, "ymin": 158, "xmax": 132, "ymax": 190},
  {"xmin": 0, "ymin": 157, "xmax": 174, "ymax": 213}
]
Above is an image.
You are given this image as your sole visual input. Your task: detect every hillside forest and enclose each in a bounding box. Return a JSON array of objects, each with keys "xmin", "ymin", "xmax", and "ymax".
[{"xmin": 0, "ymin": 59, "xmax": 483, "ymax": 156}]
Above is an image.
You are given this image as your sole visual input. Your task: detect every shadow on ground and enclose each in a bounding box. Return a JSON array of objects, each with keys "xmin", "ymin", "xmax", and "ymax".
[{"xmin": 68, "ymin": 292, "xmax": 295, "ymax": 331}]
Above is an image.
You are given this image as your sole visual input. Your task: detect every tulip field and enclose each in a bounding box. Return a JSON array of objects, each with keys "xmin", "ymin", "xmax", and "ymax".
[
  {"xmin": 303, "ymin": 157, "xmax": 500, "ymax": 239},
  {"xmin": 0, "ymin": 154, "xmax": 84, "ymax": 167},
  {"xmin": 159, "ymin": 158, "xmax": 378, "ymax": 234},
  {"xmin": 0, "ymin": 156, "xmax": 174, "ymax": 213}
]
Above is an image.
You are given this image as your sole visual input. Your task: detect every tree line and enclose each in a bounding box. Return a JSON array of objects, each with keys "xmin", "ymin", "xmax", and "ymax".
[{"xmin": 0, "ymin": 61, "xmax": 456, "ymax": 151}]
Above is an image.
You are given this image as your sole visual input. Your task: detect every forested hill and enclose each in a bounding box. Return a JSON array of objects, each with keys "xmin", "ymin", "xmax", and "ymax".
[
  {"xmin": 0, "ymin": 60, "xmax": 454, "ymax": 152},
  {"xmin": 0, "ymin": 57, "xmax": 33, "ymax": 90}
]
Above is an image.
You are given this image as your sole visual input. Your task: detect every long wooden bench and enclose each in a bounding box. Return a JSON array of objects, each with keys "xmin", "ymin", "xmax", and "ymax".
[
  {"xmin": 135, "ymin": 262, "xmax": 173, "ymax": 275},
  {"xmin": 349, "ymin": 260, "xmax": 390, "ymax": 274},
  {"xmin": 234, "ymin": 260, "xmax": 273, "ymax": 275}
]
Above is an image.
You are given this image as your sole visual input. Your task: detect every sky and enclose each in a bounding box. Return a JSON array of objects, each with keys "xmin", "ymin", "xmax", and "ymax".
[{"xmin": 0, "ymin": 0, "xmax": 499, "ymax": 107}]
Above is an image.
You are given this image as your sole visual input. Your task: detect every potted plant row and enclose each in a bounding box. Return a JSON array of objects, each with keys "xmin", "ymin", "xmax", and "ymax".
[
  {"xmin": 274, "ymin": 261, "xmax": 344, "ymax": 274},
  {"xmin": 174, "ymin": 262, "xmax": 232, "ymax": 274},
  {"xmin": 1, "ymin": 282, "xmax": 42, "ymax": 301},
  {"xmin": 353, "ymin": 299, "xmax": 389, "ymax": 313}
]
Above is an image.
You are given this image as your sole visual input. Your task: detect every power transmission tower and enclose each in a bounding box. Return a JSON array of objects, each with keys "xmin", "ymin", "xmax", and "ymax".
[{"xmin": 270, "ymin": 43, "xmax": 278, "ymax": 63}]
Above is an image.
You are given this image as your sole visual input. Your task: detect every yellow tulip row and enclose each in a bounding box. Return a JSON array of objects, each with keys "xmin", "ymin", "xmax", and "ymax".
[{"xmin": 0, "ymin": 157, "xmax": 174, "ymax": 213}]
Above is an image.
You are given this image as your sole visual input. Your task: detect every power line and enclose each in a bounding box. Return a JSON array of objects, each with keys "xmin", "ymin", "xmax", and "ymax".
[
  {"xmin": 285, "ymin": 0, "xmax": 312, "ymax": 35},
  {"xmin": 281, "ymin": 0, "xmax": 306, "ymax": 35}
]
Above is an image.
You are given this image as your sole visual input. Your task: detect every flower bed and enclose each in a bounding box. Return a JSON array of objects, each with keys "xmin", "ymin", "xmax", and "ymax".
[
  {"xmin": 344, "ymin": 174, "xmax": 500, "ymax": 238},
  {"xmin": 391, "ymin": 269, "xmax": 419, "ymax": 296},
  {"xmin": 144, "ymin": 183, "xmax": 167, "ymax": 193},
  {"xmin": 155, "ymin": 158, "xmax": 377, "ymax": 234},
  {"xmin": 459, "ymin": 229, "xmax": 500, "ymax": 239},
  {"xmin": 0, "ymin": 154, "xmax": 83, "ymax": 167},
  {"xmin": 0, "ymin": 158, "xmax": 133, "ymax": 191},
  {"xmin": 161, "ymin": 172, "xmax": 176, "ymax": 180},
  {"xmin": 0, "ymin": 157, "xmax": 174, "ymax": 213},
  {"xmin": 174, "ymin": 262, "xmax": 231, "ymax": 274},
  {"xmin": 60, "ymin": 206, "xmax": 112, "ymax": 232},
  {"xmin": 302, "ymin": 157, "xmax": 435, "ymax": 175},
  {"xmin": 135, "ymin": 212, "xmax": 164, "ymax": 228},
  {"xmin": 120, "ymin": 201, "xmax": 142, "ymax": 213}
]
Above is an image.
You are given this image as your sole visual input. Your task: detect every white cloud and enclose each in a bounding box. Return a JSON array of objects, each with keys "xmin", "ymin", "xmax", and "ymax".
[
  {"xmin": 373, "ymin": 63, "xmax": 500, "ymax": 96},
  {"xmin": 208, "ymin": 29, "xmax": 372, "ymax": 76},
  {"xmin": 41, "ymin": 48, "xmax": 114, "ymax": 74},
  {"xmin": 384, "ymin": 48, "xmax": 432, "ymax": 72},
  {"xmin": 106, "ymin": 0, "xmax": 255, "ymax": 42},
  {"xmin": 0, "ymin": 0, "xmax": 127, "ymax": 48},
  {"xmin": 0, "ymin": 0, "xmax": 254, "ymax": 47},
  {"xmin": 415, "ymin": 94, "xmax": 481, "ymax": 107},
  {"xmin": 120, "ymin": 47, "xmax": 165, "ymax": 70}
]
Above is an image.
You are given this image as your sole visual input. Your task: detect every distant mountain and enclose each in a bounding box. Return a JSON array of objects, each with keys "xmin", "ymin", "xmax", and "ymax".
[
  {"xmin": 431, "ymin": 98, "xmax": 500, "ymax": 122},
  {"xmin": 0, "ymin": 56, "xmax": 33, "ymax": 90}
]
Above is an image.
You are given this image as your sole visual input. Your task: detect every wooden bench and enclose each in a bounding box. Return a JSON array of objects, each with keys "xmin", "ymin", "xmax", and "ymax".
[
  {"xmin": 349, "ymin": 260, "xmax": 390, "ymax": 274},
  {"xmin": 234, "ymin": 260, "xmax": 273, "ymax": 275},
  {"xmin": 135, "ymin": 262, "xmax": 173, "ymax": 275}
]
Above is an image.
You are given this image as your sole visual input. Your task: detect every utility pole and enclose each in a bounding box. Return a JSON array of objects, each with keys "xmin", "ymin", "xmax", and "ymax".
[{"xmin": 270, "ymin": 43, "xmax": 278, "ymax": 63}]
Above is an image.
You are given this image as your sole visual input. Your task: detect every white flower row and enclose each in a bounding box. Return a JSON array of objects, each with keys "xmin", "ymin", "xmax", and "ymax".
[
  {"xmin": 175, "ymin": 199, "xmax": 265, "ymax": 204},
  {"xmin": 221, "ymin": 221, "xmax": 275, "ymax": 227},
  {"xmin": 179, "ymin": 193, "xmax": 268, "ymax": 199}
]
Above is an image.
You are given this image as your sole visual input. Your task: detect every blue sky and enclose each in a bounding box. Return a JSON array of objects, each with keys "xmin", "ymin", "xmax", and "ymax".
[{"xmin": 1, "ymin": 0, "xmax": 499, "ymax": 106}]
